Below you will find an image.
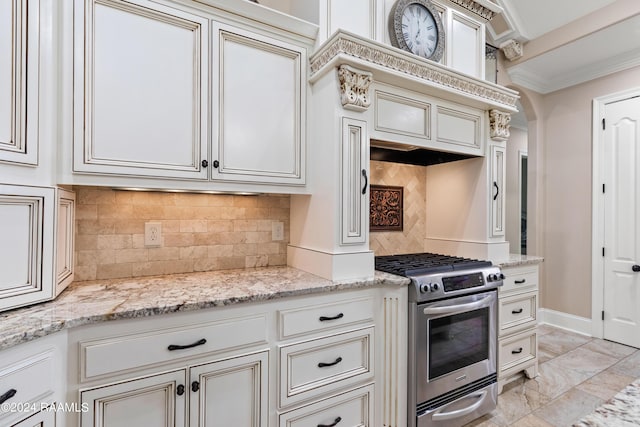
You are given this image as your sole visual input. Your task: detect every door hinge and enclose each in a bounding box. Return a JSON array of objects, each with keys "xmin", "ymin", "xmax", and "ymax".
[
  {"xmin": 602, "ymin": 247, "xmax": 605, "ymax": 257},
  {"xmin": 602, "ymin": 118, "xmax": 606, "ymax": 130},
  {"xmin": 602, "ymin": 310, "xmax": 605, "ymax": 321}
]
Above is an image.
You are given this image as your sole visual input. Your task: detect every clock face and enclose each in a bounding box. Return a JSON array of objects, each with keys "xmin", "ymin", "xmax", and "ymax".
[
  {"xmin": 389, "ymin": 0, "xmax": 445, "ymax": 61},
  {"xmin": 401, "ymin": 3, "xmax": 438, "ymax": 58}
]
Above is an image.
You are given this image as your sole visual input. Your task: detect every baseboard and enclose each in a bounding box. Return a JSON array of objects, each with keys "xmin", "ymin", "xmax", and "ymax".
[{"xmin": 538, "ymin": 308, "xmax": 592, "ymax": 336}]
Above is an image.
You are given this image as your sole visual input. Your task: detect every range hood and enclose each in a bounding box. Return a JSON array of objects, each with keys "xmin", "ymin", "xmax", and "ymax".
[{"xmin": 370, "ymin": 139, "xmax": 476, "ymax": 166}]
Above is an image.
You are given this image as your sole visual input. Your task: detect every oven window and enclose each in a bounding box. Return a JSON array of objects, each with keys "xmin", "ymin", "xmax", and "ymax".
[{"xmin": 428, "ymin": 308, "xmax": 489, "ymax": 379}]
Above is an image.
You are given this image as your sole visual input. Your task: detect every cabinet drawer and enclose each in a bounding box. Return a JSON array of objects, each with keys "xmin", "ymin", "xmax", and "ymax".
[
  {"xmin": 279, "ymin": 384, "xmax": 374, "ymax": 427},
  {"xmin": 0, "ymin": 351, "xmax": 55, "ymax": 419},
  {"xmin": 499, "ymin": 292, "xmax": 537, "ymax": 336},
  {"xmin": 279, "ymin": 297, "xmax": 374, "ymax": 340},
  {"xmin": 279, "ymin": 328, "xmax": 374, "ymax": 407},
  {"xmin": 499, "ymin": 329, "xmax": 537, "ymax": 374},
  {"xmin": 500, "ymin": 265, "xmax": 538, "ymax": 295},
  {"xmin": 80, "ymin": 315, "xmax": 267, "ymax": 380}
]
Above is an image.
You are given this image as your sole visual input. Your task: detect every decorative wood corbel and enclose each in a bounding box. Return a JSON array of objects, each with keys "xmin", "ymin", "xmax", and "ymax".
[
  {"xmin": 489, "ymin": 109, "xmax": 511, "ymax": 141},
  {"xmin": 337, "ymin": 64, "xmax": 373, "ymax": 111}
]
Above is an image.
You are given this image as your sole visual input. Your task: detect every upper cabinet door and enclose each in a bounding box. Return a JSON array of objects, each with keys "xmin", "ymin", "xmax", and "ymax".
[
  {"xmin": 0, "ymin": 0, "xmax": 38, "ymax": 166},
  {"xmin": 211, "ymin": 22, "xmax": 306, "ymax": 186},
  {"xmin": 73, "ymin": 0, "xmax": 209, "ymax": 179},
  {"xmin": 0, "ymin": 184, "xmax": 54, "ymax": 312}
]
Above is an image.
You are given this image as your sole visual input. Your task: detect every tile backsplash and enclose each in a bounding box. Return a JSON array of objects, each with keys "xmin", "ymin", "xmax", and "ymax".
[
  {"xmin": 74, "ymin": 187, "xmax": 289, "ymax": 281},
  {"xmin": 369, "ymin": 161, "xmax": 426, "ymax": 255}
]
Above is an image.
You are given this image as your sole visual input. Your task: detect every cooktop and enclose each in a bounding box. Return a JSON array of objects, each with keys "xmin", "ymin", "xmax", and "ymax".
[{"xmin": 374, "ymin": 252, "xmax": 493, "ymax": 277}]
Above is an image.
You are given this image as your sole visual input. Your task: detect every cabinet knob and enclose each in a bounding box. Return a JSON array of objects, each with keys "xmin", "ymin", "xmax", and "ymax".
[
  {"xmin": 213, "ymin": 160, "xmax": 220, "ymax": 168},
  {"xmin": 177, "ymin": 384, "xmax": 185, "ymax": 396},
  {"xmin": 632, "ymin": 264, "xmax": 640, "ymax": 272},
  {"xmin": 201, "ymin": 160, "xmax": 209, "ymax": 168},
  {"xmin": 191, "ymin": 381, "xmax": 200, "ymax": 392}
]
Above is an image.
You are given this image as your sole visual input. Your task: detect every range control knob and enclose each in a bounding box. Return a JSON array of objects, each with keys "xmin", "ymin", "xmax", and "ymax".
[
  {"xmin": 419, "ymin": 283, "xmax": 431, "ymax": 293},
  {"xmin": 487, "ymin": 274, "xmax": 498, "ymax": 282},
  {"xmin": 498, "ymin": 273, "xmax": 505, "ymax": 280},
  {"xmin": 431, "ymin": 283, "xmax": 440, "ymax": 291}
]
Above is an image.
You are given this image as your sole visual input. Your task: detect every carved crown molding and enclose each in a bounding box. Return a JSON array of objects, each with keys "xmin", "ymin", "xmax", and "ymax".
[
  {"xmin": 448, "ymin": 0, "xmax": 499, "ymax": 21},
  {"xmin": 310, "ymin": 31, "xmax": 519, "ymax": 111},
  {"xmin": 489, "ymin": 109, "xmax": 511, "ymax": 141},
  {"xmin": 338, "ymin": 65, "xmax": 373, "ymax": 111}
]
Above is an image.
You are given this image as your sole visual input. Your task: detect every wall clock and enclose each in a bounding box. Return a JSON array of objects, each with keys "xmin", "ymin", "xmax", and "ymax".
[{"xmin": 389, "ymin": 0, "xmax": 445, "ymax": 62}]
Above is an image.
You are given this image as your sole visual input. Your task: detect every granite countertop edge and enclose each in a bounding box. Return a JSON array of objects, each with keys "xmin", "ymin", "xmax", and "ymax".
[
  {"xmin": 498, "ymin": 254, "xmax": 544, "ymax": 268},
  {"xmin": 0, "ymin": 266, "xmax": 410, "ymax": 352}
]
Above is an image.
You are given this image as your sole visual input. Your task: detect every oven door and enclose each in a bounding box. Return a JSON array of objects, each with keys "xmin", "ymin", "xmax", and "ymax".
[{"xmin": 415, "ymin": 290, "xmax": 497, "ymax": 404}]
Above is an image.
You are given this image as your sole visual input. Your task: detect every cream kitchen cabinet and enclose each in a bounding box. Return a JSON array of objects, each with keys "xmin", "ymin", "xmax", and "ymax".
[
  {"xmin": 68, "ymin": 0, "xmax": 311, "ymax": 192},
  {"xmin": 0, "ymin": 185, "xmax": 75, "ymax": 313},
  {"xmin": 497, "ymin": 264, "xmax": 539, "ymax": 393},
  {"xmin": 0, "ymin": 335, "xmax": 64, "ymax": 427},
  {"xmin": 341, "ymin": 118, "xmax": 369, "ymax": 245},
  {"xmin": 79, "ymin": 351, "xmax": 268, "ymax": 427},
  {"xmin": 490, "ymin": 142, "xmax": 506, "ymax": 237},
  {"xmin": 0, "ymin": 0, "xmax": 38, "ymax": 166}
]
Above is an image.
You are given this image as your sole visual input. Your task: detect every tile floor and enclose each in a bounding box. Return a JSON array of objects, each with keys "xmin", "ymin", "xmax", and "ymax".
[{"xmin": 465, "ymin": 324, "xmax": 640, "ymax": 426}]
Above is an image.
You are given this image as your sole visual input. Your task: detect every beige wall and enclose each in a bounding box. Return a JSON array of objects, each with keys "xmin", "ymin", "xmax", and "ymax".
[
  {"xmin": 540, "ymin": 66, "xmax": 640, "ymax": 318},
  {"xmin": 74, "ymin": 187, "xmax": 289, "ymax": 281},
  {"xmin": 369, "ymin": 160, "xmax": 426, "ymax": 255},
  {"xmin": 505, "ymin": 127, "xmax": 527, "ymax": 254}
]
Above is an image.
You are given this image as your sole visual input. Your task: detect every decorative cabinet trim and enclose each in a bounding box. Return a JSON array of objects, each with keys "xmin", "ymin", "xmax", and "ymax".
[
  {"xmin": 489, "ymin": 109, "xmax": 511, "ymax": 141},
  {"xmin": 499, "ymin": 39, "xmax": 523, "ymax": 62},
  {"xmin": 341, "ymin": 118, "xmax": 369, "ymax": 245},
  {"xmin": 447, "ymin": 0, "xmax": 501, "ymax": 21},
  {"xmin": 338, "ymin": 65, "xmax": 373, "ymax": 111},
  {"xmin": 310, "ymin": 31, "xmax": 519, "ymax": 111},
  {"xmin": 0, "ymin": 0, "xmax": 38, "ymax": 165}
]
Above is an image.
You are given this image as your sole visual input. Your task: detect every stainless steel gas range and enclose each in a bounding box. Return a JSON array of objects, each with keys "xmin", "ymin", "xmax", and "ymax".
[{"xmin": 375, "ymin": 253, "xmax": 504, "ymax": 427}]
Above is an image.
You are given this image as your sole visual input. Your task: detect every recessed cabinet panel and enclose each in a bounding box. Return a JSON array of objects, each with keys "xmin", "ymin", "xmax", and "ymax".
[
  {"xmin": 490, "ymin": 144, "xmax": 506, "ymax": 236},
  {"xmin": 449, "ymin": 11, "xmax": 483, "ymax": 78},
  {"xmin": 213, "ymin": 24, "xmax": 305, "ymax": 185},
  {"xmin": 375, "ymin": 92, "xmax": 430, "ymax": 140},
  {"xmin": 0, "ymin": 0, "xmax": 38, "ymax": 165},
  {"xmin": 190, "ymin": 351, "xmax": 268, "ymax": 427},
  {"xmin": 80, "ymin": 370, "xmax": 187, "ymax": 427},
  {"xmin": 436, "ymin": 106, "xmax": 481, "ymax": 151},
  {"xmin": 341, "ymin": 118, "xmax": 368, "ymax": 245},
  {"xmin": 0, "ymin": 185, "xmax": 54, "ymax": 311},
  {"xmin": 74, "ymin": 0, "xmax": 208, "ymax": 179}
]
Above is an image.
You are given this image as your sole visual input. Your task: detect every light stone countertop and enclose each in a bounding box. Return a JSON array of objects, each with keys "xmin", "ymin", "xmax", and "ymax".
[
  {"xmin": 497, "ymin": 253, "xmax": 544, "ymax": 268},
  {"xmin": 0, "ymin": 266, "xmax": 409, "ymax": 352}
]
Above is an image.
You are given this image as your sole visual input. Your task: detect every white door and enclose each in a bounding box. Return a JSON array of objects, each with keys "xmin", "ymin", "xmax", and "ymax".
[
  {"xmin": 603, "ymin": 96, "xmax": 640, "ymax": 348},
  {"xmin": 189, "ymin": 351, "xmax": 268, "ymax": 427},
  {"xmin": 80, "ymin": 370, "xmax": 187, "ymax": 427}
]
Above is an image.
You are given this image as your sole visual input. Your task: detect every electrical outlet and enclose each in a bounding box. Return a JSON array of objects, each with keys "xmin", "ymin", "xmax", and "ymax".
[
  {"xmin": 272, "ymin": 221, "xmax": 284, "ymax": 241},
  {"xmin": 145, "ymin": 222, "xmax": 162, "ymax": 247}
]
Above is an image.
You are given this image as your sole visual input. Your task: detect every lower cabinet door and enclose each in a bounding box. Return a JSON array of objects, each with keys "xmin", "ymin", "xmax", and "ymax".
[
  {"xmin": 80, "ymin": 370, "xmax": 187, "ymax": 427},
  {"xmin": 278, "ymin": 384, "xmax": 374, "ymax": 427},
  {"xmin": 11, "ymin": 408, "xmax": 56, "ymax": 427},
  {"xmin": 189, "ymin": 351, "xmax": 268, "ymax": 427}
]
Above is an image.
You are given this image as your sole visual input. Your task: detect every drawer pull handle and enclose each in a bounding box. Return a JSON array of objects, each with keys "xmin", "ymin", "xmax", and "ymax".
[
  {"xmin": 319, "ymin": 313, "xmax": 344, "ymax": 322},
  {"xmin": 318, "ymin": 357, "xmax": 343, "ymax": 368},
  {"xmin": 0, "ymin": 389, "xmax": 17, "ymax": 405},
  {"xmin": 177, "ymin": 384, "xmax": 185, "ymax": 396},
  {"xmin": 514, "ymin": 279, "xmax": 526, "ymax": 284},
  {"xmin": 512, "ymin": 308, "xmax": 523, "ymax": 314},
  {"xmin": 512, "ymin": 347, "xmax": 523, "ymax": 354},
  {"xmin": 318, "ymin": 416, "xmax": 342, "ymax": 427},
  {"xmin": 167, "ymin": 338, "xmax": 207, "ymax": 351}
]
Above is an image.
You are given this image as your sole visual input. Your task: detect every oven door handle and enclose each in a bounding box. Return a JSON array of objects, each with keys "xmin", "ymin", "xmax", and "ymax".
[
  {"xmin": 422, "ymin": 295, "xmax": 493, "ymax": 316},
  {"xmin": 431, "ymin": 390, "xmax": 488, "ymax": 422}
]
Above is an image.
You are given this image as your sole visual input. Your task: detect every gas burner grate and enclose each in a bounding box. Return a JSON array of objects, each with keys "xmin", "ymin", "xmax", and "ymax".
[{"xmin": 375, "ymin": 252, "xmax": 493, "ymax": 277}]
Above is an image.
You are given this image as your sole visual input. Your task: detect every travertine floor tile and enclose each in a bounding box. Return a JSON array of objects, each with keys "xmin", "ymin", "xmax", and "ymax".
[
  {"xmin": 610, "ymin": 350, "xmax": 640, "ymax": 378},
  {"xmin": 511, "ymin": 414, "xmax": 555, "ymax": 427},
  {"xmin": 534, "ymin": 389, "xmax": 603, "ymax": 426},
  {"xmin": 576, "ymin": 369, "xmax": 635, "ymax": 401},
  {"xmin": 525, "ymin": 359, "xmax": 592, "ymax": 399},
  {"xmin": 582, "ymin": 339, "xmax": 637, "ymax": 359},
  {"xmin": 548, "ymin": 346, "xmax": 619, "ymax": 378},
  {"xmin": 538, "ymin": 328, "xmax": 592, "ymax": 355}
]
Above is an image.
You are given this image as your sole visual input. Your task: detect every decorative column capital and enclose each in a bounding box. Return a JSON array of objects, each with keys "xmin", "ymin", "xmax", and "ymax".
[
  {"xmin": 337, "ymin": 64, "xmax": 373, "ymax": 111},
  {"xmin": 489, "ymin": 109, "xmax": 511, "ymax": 141},
  {"xmin": 499, "ymin": 39, "xmax": 523, "ymax": 61}
]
